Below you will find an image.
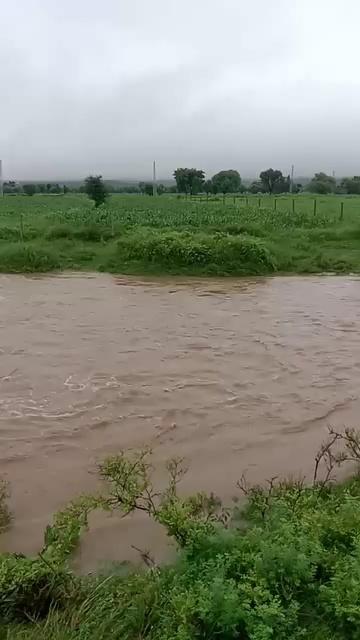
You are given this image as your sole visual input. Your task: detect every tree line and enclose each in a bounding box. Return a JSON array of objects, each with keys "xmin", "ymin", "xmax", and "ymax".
[
  {"xmin": 307, "ymin": 173, "xmax": 360, "ymax": 195},
  {"xmin": 172, "ymin": 168, "xmax": 296, "ymax": 195},
  {"xmin": 5, "ymin": 170, "xmax": 360, "ymax": 200},
  {"xmin": 172, "ymin": 168, "xmax": 360, "ymax": 196},
  {"xmin": 3, "ymin": 182, "xmax": 68, "ymax": 195}
]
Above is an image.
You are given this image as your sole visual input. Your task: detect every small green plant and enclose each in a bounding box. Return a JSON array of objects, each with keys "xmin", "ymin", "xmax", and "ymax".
[{"xmin": 0, "ymin": 479, "xmax": 11, "ymax": 533}]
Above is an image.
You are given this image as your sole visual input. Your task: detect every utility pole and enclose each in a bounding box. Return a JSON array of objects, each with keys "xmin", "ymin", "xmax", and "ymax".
[
  {"xmin": 152, "ymin": 160, "xmax": 157, "ymax": 197},
  {"xmin": 290, "ymin": 164, "xmax": 294, "ymax": 194},
  {"xmin": 0, "ymin": 160, "xmax": 3, "ymax": 197}
]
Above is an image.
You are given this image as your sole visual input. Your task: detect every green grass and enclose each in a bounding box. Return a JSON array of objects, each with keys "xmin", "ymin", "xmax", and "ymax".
[
  {"xmin": 0, "ymin": 193, "xmax": 359, "ymax": 275},
  {"xmin": 3, "ymin": 430, "xmax": 360, "ymax": 639}
]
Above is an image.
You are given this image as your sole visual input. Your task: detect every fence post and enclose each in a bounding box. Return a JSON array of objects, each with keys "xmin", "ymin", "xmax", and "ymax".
[
  {"xmin": 340, "ymin": 201, "xmax": 344, "ymax": 221},
  {"xmin": 258, "ymin": 197, "xmax": 261, "ymax": 208},
  {"xmin": 292, "ymin": 199, "xmax": 295, "ymax": 213},
  {"xmin": 274, "ymin": 198, "xmax": 277, "ymax": 211},
  {"xmin": 19, "ymin": 214, "xmax": 24, "ymax": 242},
  {"xmin": 313, "ymin": 199, "xmax": 317, "ymax": 216},
  {"xmin": 245, "ymin": 197, "xmax": 248, "ymax": 207}
]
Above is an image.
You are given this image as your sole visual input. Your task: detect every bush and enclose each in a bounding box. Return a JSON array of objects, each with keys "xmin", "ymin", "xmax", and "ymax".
[
  {"xmin": 74, "ymin": 225, "xmax": 111, "ymax": 242},
  {"xmin": 0, "ymin": 245, "xmax": 60, "ymax": 272},
  {"xmin": 0, "ymin": 226, "xmax": 22, "ymax": 241},
  {"xmin": 116, "ymin": 230, "xmax": 276, "ymax": 274},
  {"xmin": 0, "ymin": 555, "xmax": 73, "ymax": 623},
  {"xmin": 45, "ymin": 225, "xmax": 74, "ymax": 240}
]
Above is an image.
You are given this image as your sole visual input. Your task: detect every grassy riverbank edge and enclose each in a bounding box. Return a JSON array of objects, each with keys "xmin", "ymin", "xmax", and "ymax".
[{"xmin": 0, "ymin": 224, "xmax": 359, "ymax": 277}]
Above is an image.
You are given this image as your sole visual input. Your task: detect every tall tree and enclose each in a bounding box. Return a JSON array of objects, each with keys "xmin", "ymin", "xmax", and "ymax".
[
  {"xmin": 259, "ymin": 169, "xmax": 287, "ymax": 194},
  {"xmin": 211, "ymin": 170, "xmax": 241, "ymax": 194},
  {"xmin": 49, "ymin": 183, "xmax": 61, "ymax": 194},
  {"xmin": 307, "ymin": 172, "xmax": 336, "ymax": 194},
  {"xmin": 173, "ymin": 168, "xmax": 205, "ymax": 194},
  {"xmin": 143, "ymin": 183, "xmax": 154, "ymax": 196},
  {"xmin": 84, "ymin": 175, "xmax": 108, "ymax": 207},
  {"xmin": 203, "ymin": 180, "xmax": 213, "ymax": 195},
  {"xmin": 249, "ymin": 180, "xmax": 266, "ymax": 194},
  {"xmin": 3, "ymin": 181, "xmax": 21, "ymax": 194},
  {"xmin": 341, "ymin": 176, "xmax": 360, "ymax": 194},
  {"xmin": 23, "ymin": 184, "xmax": 37, "ymax": 196}
]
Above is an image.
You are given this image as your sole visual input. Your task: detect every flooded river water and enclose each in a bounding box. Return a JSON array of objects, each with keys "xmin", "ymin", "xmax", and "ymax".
[{"xmin": 1, "ymin": 273, "xmax": 360, "ymax": 570}]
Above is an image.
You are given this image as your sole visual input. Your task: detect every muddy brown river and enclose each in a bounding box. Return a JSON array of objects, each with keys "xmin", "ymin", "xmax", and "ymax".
[{"xmin": 1, "ymin": 273, "xmax": 360, "ymax": 571}]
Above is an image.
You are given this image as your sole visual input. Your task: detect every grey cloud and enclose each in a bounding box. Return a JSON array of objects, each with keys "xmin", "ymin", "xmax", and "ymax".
[{"xmin": 1, "ymin": 0, "xmax": 360, "ymax": 180}]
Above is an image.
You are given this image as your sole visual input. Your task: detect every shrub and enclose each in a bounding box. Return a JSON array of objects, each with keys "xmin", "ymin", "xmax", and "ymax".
[
  {"xmin": 74, "ymin": 225, "xmax": 111, "ymax": 242},
  {"xmin": 116, "ymin": 230, "xmax": 276, "ymax": 274},
  {"xmin": 0, "ymin": 555, "xmax": 74, "ymax": 623},
  {"xmin": 45, "ymin": 225, "xmax": 74, "ymax": 240}
]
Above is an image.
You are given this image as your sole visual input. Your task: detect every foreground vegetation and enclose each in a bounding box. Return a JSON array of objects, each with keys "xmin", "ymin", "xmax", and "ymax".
[
  {"xmin": 1, "ymin": 428, "xmax": 360, "ymax": 639},
  {"xmin": 0, "ymin": 193, "xmax": 359, "ymax": 276}
]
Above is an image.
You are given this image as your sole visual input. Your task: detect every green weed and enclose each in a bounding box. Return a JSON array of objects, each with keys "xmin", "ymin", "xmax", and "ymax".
[
  {"xmin": 0, "ymin": 245, "xmax": 60, "ymax": 272},
  {"xmin": 0, "ymin": 480, "xmax": 11, "ymax": 534}
]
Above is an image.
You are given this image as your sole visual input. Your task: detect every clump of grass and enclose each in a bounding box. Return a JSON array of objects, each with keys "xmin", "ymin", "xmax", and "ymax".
[
  {"xmin": 73, "ymin": 225, "xmax": 111, "ymax": 242},
  {"xmin": 46, "ymin": 224, "xmax": 112, "ymax": 243},
  {"xmin": 0, "ymin": 227, "xmax": 22, "ymax": 241},
  {"xmin": 45, "ymin": 225, "xmax": 75, "ymax": 240},
  {"xmin": 0, "ymin": 244, "xmax": 60, "ymax": 272},
  {"xmin": 0, "ymin": 479, "xmax": 11, "ymax": 533}
]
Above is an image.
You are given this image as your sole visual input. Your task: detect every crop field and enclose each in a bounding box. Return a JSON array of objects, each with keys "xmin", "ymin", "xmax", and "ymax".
[{"xmin": 0, "ymin": 193, "xmax": 359, "ymax": 275}]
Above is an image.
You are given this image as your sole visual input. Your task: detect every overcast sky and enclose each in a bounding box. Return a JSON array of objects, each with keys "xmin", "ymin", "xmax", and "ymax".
[{"xmin": 1, "ymin": 0, "xmax": 360, "ymax": 181}]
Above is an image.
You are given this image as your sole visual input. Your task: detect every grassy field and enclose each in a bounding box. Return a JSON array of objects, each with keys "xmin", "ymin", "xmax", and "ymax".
[
  {"xmin": 0, "ymin": 193, "xmax": 359, "ymax": 275},
  {"xmin": 2, "ymin": 429, "xmax": 360, "ymax": 639}
]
